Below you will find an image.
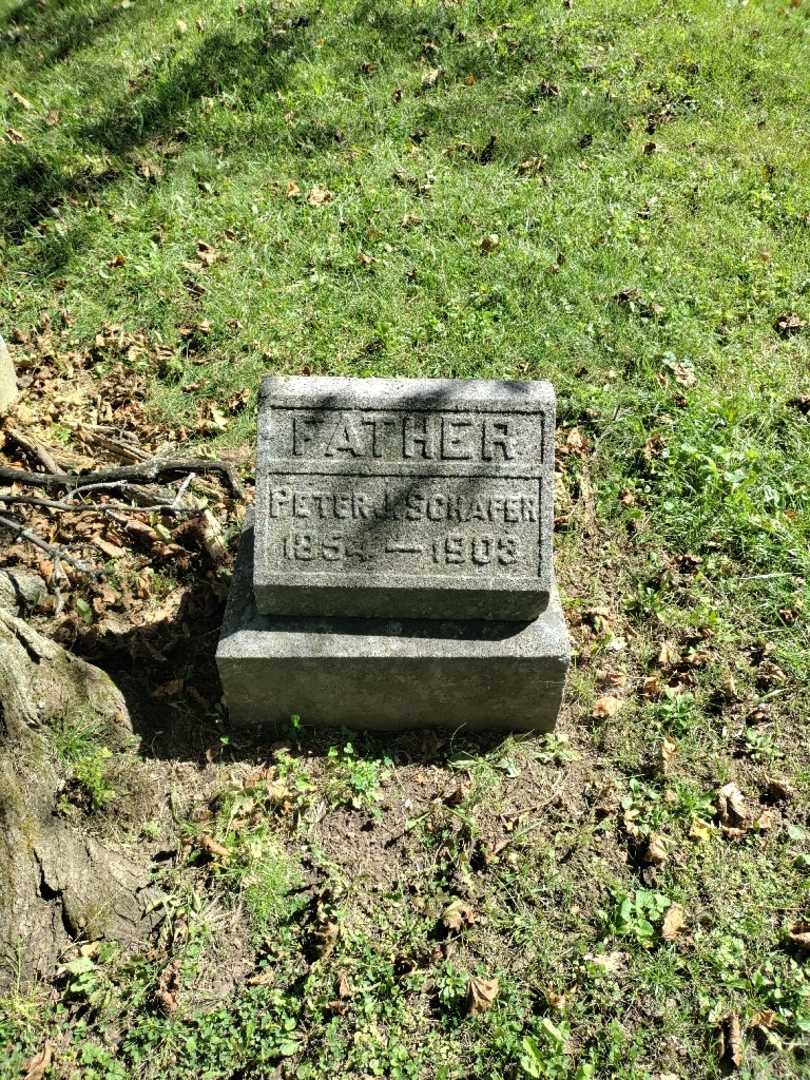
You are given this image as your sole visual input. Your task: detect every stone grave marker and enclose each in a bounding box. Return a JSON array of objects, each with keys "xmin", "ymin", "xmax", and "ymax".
[
  {"xmin": 217, "ymin": 376, "xmax": 570, "ymax": 731},
  {"xmin": 253, "ymin": 377, "xmax": 554, "ymax": 620}
]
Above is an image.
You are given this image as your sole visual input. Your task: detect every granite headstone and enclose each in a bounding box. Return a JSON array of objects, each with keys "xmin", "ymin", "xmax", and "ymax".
[{"xmin": 217, "ymin": 375, "xmax": 570, "ymax": 731}]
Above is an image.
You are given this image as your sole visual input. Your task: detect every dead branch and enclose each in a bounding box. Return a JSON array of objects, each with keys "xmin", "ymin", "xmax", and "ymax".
[
  {"xmin": 0, "ymin": 455, "xmax": 246, "ymax": 499},
  {"xmin": 0, "ymin": 511, "xmax": 101, "ymax": 577},
  {"xmin": 4, "ymin": 424, "xmax": 61, "ymax": 475},
  {"xmin": 0, "ymin": 493, "xmax": 200, "ymax": 515}
]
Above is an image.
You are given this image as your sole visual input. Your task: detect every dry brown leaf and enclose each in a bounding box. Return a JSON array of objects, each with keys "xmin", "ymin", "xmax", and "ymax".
[
  {"xmin": 92, "ymin": 535, "xmax": 126, "ymax": 559},
  {"xmin": 752, "ymin": 808, "xmax": 777, "ymax": 832},
  {"xmin": 642, "ymin": 833, "xmax": 668, "ymax": 865},
  {"xmin": 307, "ymin": 185, "xmax": 334, "ymax": 206},
  {"xmin": 422, "ymin": 67, "xmax": 442, "ymax": 88},
  {"xmin": 246, "ymin": 967, "xmax": 276, "ymax": 986},
  {"xmin": 657, "ymin": 641, "xmax": 680, "ymax": 668},
  {"xmin": 592, "ymin": 695, "xmax": 623, "ymax": 719},
  {"xmin": 479, "ymin": 233, "xmax": 500, "ymax": 253},
  {"xmin": 337, "ymin": 971, "xmax": 352, "ymax": 998},
  {"xmin": 719, "ymin": 1012, "xmax": 742, "ymax": 1071},
  {"xmin": 442, "ymin": 898, "xmax": 476, "ymax": 932},
  {"xmin": 11, "ymin": 90, "xmax": 33, "ymax": 110},
  {"xmin": 156, "ymin": 960, "xmax": 180, "ymax": 1014},
  {"xmin": 286, "ymin": 180, "xmax": 301, "ymax": 198},
  {"xmin": 152, "ymin": 678, "xmax": 184, "ymax": 699},
  {"xmin": 544, "ymin": 987, "xmax": 572, "ymax": 1011},
  {"xmin": 774, "ymin": 312, "xmax": 806, "ymax": 338},
  {"xmin": 660, "ymin": 734, "xmax": 677, "ymax": 774},
  {"xmin": 717, "ymin": 782, "xmax": 749, "ymax": 831},
  {"xmin": 312, "ymin": 920, "xmax": 339, "ymax": 959},
  {"xmin": 198, "ymin": 834, "xmax": 230, "ymax": 860},
  {"xmin": 661, "ymin": 902, "xmax": 686, "ymax": 941},
  {"xmin": 750, "ymin": 1009, "xmax": 778, "ymax": 1031},
  {"xmin": 642, "ymin": 675, "xmax": 664, "ymax": 700},
  {"xmin": 787, "ymin": 921, "xmax": 810, "ymax": 951},
  {"xmin": 467, "ymin": 975, "xmax": 499, "ymax": 1015},
  {"xmin": 23, "ymin": 1041, "xmax": 55, "ymax": 1080},
  {"xmin": 587, "ymin": 950, "xmax": 626, "ymax": 974},
  {"xmin": 668, "ymin": 361, "xmax": 697, "ymax": 387},
  {"xmin": 5, "ymin": 127, "xmax": 25, "ymax": 144}
]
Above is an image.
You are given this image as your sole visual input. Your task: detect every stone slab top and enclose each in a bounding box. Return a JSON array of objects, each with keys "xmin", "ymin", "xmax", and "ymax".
[{"xmin": 254, "ymin": 375, "xmax": 556, "ymax": 620}]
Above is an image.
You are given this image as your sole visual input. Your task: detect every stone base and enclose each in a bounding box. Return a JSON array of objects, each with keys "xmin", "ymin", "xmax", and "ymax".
[{"xmin": 217, "ymin": 526, "xmax": 570, "ymax": 732}]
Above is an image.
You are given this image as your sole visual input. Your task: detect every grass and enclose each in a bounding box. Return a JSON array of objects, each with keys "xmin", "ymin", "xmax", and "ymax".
[{"xmin": 1, "ymin": 0, "xmax": 810, "ymax": 1076}]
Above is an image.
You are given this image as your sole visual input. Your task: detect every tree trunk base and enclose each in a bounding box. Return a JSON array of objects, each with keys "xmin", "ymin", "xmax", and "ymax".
[{"xmin": 0, "ymin": 603, "xmax": 163, "ymax": 987}]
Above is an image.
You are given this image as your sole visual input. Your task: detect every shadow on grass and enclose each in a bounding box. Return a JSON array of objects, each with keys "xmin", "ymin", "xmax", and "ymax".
[
  {"xmin": 0, "ymin": 10, "xmax": 315, "ymax": 252},
  {"xmin": 0, "ymin": 0, "xmax": 146, "ymax": 65},
  {"xmin": 66, "ymin": 573, "xmax": 510, "ymax": 769}
]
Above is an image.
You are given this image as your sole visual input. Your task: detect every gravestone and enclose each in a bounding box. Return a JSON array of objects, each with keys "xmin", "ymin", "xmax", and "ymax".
[
  {"xmin": 217, "ymin": 376, "xmax": 570, "ymax": 731},
  {"xmin": 0, "ymin": 334, "xmax": 18, "ymax": 416},
  {"xmin": 253, "ymin": 378, "xmax": 553, "ymax": 620}
]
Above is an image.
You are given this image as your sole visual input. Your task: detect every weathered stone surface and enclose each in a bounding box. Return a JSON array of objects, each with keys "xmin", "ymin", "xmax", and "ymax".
[
  {"xmin": 0, "ymin": 334, "xmax": 18, "ymax": 416},
  {"xmin": 218, "ymin": 523, "xmax": 570, "ymax": 732},
  {"xmin": 254, "ymin": 376, "xmax": 555, "ymax": 620}
]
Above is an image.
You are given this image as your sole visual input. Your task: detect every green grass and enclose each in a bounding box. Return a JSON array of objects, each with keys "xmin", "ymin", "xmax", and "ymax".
[{"xmin": 2, "ymin": 0, "xmax": 810, "ymax": 1076}]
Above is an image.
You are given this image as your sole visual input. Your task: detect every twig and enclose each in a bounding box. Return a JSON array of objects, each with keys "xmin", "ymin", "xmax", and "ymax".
[
  {"xmin": 0, "ymin": 511, "xmax": 101, "ymax": 578},
  {"xmin": 0, "ymin": 456, "xmax": 246, "ymax": 499},
  {"xmin": 4, "ymin": 424, "xmax": 62, "ymax": 475},
  {"xmin": 172, "ymin": 473, "xmax": 194, "ymax": 508},
  {"xmin": 0, "ymin": 493, "xmax": 200, "ymax": 515}
]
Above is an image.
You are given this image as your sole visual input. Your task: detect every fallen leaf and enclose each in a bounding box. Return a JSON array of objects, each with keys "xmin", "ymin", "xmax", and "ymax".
[
  {"xmin": 592, "ymin": 695, "xmax": 623, "ymax": 719},
  {"xmin": 717, "ymin": 782, "xmax": 749, "ymax": 832},
  {"xmin": 45, "ymin": 110, "xmax": 60, "ymax": 126},
  {"xmin": 312, "ymin": 920, "xmax": 339, "ymax": 959},
  {"xmin": 642, "ymin": 833, "xmax": 668, "ymax": 865},
  {"xmin": 198, "ymin": 834, "xmax": 230, "ymax": 860},
  {"xmin": 658, "ymin": 641, "xmax": 680, "ymax": 668},
  {"xmin": 92, "ymin": 535, "xmax": 126, "ymax": 559},
  {"xmin": 286, "ymin": 180, "xmax": 301, "ymax": 198},
  {"xmin": 246, "ymin": 967, "xmax": 276, "ymax": 986},
  {"xmin": 642, "ymin": 675, "xmax": 664, "ymax": 700},
  {"xmin": 23, "ymin": 1042, "xmax": 55, "ymax": 1080},
  {"xmin": 752, "ymin": 808, "xmax": 777, "ymax": 832},
  {"xmin": 11, "ymin": 90, "xmax": 33, "ymax": 110},
  {"xmin": 774, "ymin": 312, "xmax": 806, "ymax": 338},
  {"xmin": 669, "ymin": 361, "xmax": 696, "ymax": 388},
  {"xmin": 565, "ymin": 427, "xmax": 588, "ymax": 454},
  {"xmin": 156, "ymin": 961, "xmax": 180, "ymax": 1014},
  {"xmin": 689, "ymin": 818, "xmax": 713, "ymax": 843},
  {"xmin": 176, "ymin": 18, "xmax": 188, "ymax": 33},
  {"xmin": 196, "ymin": 241, "xmax": 218, "ymax": 266},
  {"xmin": 5, "ymin": 127, "xmax": 25, "ymax": 144},
  {"xmin": 660, "ymin": 735, "xmax": 677, "ymax": 774},
  {"xmin": 587, "ymin": 950, "xmax": 626, "ymax": 974},
  {"xmin": 337, "ymin": 971, "xmax": 352, "ymax": 998},
  {"xmin": 750, "ymin": 1009, "xmax": 777, "ymax": 1030},
  {"xmin": 719, "ymin": 1012, "xmax": 742, "ymax": 1071},
  {"xmin": 765, "ymin": 778, "xmax": 791, "ymax": 803},
  {"xmin": 787, "ymin": 921, "xmax": 810, "ymax": 952},
  {"xmin": 479, "ymin": 233, "xmax": 500, "ymax": 253},
  {"xmin": 422, "ymin": 67, "xmax": 442, "ymax": 89},
  {"xmin": 307, "ymin": 186, "xmax": 334, "ymax": 206},
  {"xmin": 517, "ymin": 155, "xmax": 547, "ymax": 177},
  {"xmin": 544, "ymin": 987, "xmax": 571, "ymax": 1011},
  {"xmin": 661, "ymin": 902, "xmax": 686, "ymax": 941},
  {"xmin": 152, "ymin": 678, "xmax": 184, "ymax": 699},
  {"xmin": 467, "ymin": 975, "xmax": 499, "ymax": 1015},
  {"xmin": 442, "ymin": 898, "xmax": 476, "ymax": 932}
]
